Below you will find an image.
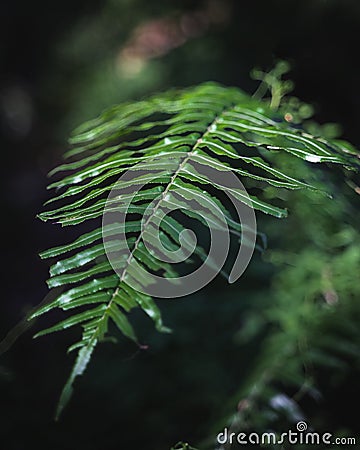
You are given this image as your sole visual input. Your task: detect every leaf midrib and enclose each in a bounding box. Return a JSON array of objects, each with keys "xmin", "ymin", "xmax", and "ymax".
[
  {"xmin": 75, "ymin": 104, "xmax": 242, "ymax": 375},
  {"xmin": 90, "ymin": 109, "xmax": 226, "ymax": 342},
  {"xmin": 118, "ymin": 111, "xmax": 223, "ymax": 284}
]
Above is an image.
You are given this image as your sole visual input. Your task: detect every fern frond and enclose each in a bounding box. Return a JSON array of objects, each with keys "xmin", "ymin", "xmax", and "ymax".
[{"xmin": 32, "ymin": 82, "xmax": 360, "ymax": 417}]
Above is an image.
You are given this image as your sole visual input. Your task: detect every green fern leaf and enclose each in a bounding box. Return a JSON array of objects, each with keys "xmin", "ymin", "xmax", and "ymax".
[{"xmin": 32, "ymin": 82, "xmax": 359, "ymax": 417}]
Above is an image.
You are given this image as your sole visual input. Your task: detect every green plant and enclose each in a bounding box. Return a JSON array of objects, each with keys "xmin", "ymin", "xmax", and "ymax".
[
  {"xmin": 5, "ymin": 64, "xmax": 360, "ymax": 422},
  {"xmin": 202, "ymin": 167, "xmax": 360, "ymax": 448},
  {"xmin": 171, "ymin": 442, "xmax": 199, "ymax": 450}
]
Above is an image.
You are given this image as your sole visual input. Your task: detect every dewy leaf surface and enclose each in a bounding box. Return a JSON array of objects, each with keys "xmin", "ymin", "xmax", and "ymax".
[{"xmin": 32, "ymin": 82, "xmax": 360, "ymax": 417}]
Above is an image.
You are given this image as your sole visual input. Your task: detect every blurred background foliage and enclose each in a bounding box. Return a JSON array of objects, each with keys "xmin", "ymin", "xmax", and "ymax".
[{"xmin": 1, "ymin": 0, "xmax": 360, "ymax": 449}]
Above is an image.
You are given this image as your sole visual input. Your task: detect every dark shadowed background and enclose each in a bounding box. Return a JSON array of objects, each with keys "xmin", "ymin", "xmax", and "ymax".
[{"xmin": 1, "ymin": 1, "xmax": 360, "ymax": 449}]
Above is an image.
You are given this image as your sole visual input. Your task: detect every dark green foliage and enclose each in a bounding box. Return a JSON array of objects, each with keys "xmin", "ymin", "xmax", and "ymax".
[
  {"xmin": 31, "ymin": 75, "xmax": 360, "ymax": 421},
  {"xmin": 202, "ymin": 150, "xmax": 360, "ymax": 448}
]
